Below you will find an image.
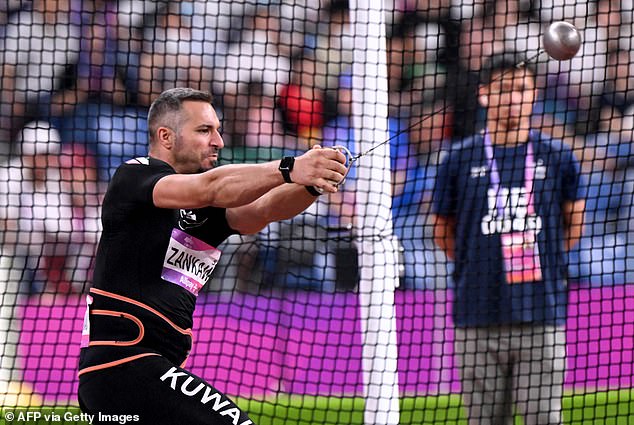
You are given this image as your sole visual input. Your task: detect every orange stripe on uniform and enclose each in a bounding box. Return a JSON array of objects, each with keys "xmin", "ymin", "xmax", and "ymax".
[
  {"xmin": 89, "ymin": 288, "xmax": 193, "ymax": 337},
  {"xmin": 89, "ymin": 309, "xmax": 145, "ymax": 347}
]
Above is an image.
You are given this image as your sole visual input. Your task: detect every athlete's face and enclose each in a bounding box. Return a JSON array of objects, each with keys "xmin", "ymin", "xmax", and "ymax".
[
  {"xmin": 480, "ymin": 68, "xmax": 536, "ymax": 132},
  {"xmin": 173, "ymin": 101, "xmax": 224, "ymax": 173}
]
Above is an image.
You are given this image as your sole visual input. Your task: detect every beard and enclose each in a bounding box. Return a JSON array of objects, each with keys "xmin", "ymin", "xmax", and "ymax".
[
  {"xmin": 197, "ymin": 148, "xmax": 220, "ymax": 173},
  {"xmin": 173, "ymin": 134, "xmax": 220, "ymax": 173},
  {"xmin": 198, "ymin": 159, "xmax": 217, "ymax": 173}
]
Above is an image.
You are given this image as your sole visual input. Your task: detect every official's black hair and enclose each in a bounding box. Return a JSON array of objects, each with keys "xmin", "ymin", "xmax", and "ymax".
[{"xmin": 479, "ymin": 51, "xmax": 537, "ymax": 86}]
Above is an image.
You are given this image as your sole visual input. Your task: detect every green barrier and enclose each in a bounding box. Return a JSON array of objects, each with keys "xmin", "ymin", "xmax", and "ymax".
[{"xmin": 219, "ymin": 147, "xmax": 285, "ymax": 165}]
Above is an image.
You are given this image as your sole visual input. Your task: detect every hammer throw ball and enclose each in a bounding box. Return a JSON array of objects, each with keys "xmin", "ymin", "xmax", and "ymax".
[{"xmin": 542, "ymin": 21, "xmax": 582, "ymax": 61}]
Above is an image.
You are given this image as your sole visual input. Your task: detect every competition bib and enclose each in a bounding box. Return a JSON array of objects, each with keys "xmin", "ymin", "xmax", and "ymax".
[
  {"xmin": 501, "ymin": 230, "xmax": 542, "ymax": 284},
  {"xmin": 161, "ymin": 228, "xmax": 221, "ymax": 296}
]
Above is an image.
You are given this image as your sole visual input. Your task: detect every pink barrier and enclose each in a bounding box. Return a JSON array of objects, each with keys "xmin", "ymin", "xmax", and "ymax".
[{"xmin": 18, "ymin": 285, "xmax": 634, "ymax": 403}]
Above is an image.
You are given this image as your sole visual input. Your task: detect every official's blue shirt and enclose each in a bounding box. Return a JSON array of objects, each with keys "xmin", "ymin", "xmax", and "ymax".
[{"xmin": 432, "ymin": 131, "xmax": 585, "ymax": 327}]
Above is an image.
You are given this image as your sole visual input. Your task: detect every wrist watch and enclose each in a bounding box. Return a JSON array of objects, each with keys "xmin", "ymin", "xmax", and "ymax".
[
  {"xmin": 279, "ymin": 156, "xmax": 295, "ymax": 183},
  {"xmin": 305, "ymin": 186, "xmax": 322, "ymax": 196}
]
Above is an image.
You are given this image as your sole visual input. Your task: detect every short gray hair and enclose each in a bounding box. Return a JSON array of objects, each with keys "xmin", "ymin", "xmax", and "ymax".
[{"xmin": 147, "ymin": 88, "xmax": 213, "ymax": 143}]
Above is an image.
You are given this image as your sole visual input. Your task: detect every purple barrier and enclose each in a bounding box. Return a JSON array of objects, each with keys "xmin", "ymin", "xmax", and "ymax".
[
  {"xmin": 20, "ymin": 297, "xmax": 84, "ymax": 402},
  {"xmin": 188, "ymin": 291, "xmax": 365, "ymax": 397},
  {"xmin": 18, "ymin": 285, "xmax": 634, "ymax": 403},
  {"xmin": 566, "ymin": 286, "xmax": 634, "ymax": 389}
]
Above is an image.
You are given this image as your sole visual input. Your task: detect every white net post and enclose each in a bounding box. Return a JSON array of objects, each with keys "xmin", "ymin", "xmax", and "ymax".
[{"xmin": 349, "ymin": 1, "xmax": 401, "ymax": 424}]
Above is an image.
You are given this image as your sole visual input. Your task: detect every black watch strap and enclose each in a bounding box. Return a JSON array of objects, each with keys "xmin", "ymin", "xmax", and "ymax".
[
  {"xmin": 279, "ymin": 156, "xmax": 295, "ymax": 183},
  {"xmin": 305, "ymin": 186, "xmax": 322, "ymax": 196}
]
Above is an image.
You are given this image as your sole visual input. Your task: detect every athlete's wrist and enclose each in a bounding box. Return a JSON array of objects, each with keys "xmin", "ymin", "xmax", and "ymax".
[
  {"xmin": 279, "ymin": 156, "xmax": 295, "ymax": 183},
  {"xmin": 305, "ymin": 186, "xmax": 322, "ymax": 196}
]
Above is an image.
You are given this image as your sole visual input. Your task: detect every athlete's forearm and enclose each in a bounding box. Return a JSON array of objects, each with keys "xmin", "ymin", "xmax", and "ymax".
[
  {"xmin": 154, "ymin": 148, "xmax": 346, "ymax": 210},
  {"xmin": 153, "ymin": 162, "xmax": 284, "ymax": 210},
  {"xmin": 202, "ymin": 162, "xmax": 286, "ymax": 208},
  {"xmin": 226, "ymin": 184, "xmax": 319, "ymax": 235},
  {"xmin": 204, "ymin": 156, "xmax": 340, "ymax": 208},
  {"xmin": 260, "ymin": 184, "xmax": 318, "ymax": 223}
]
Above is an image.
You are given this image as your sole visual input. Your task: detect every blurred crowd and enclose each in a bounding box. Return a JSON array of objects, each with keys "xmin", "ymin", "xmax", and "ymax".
[{"xmin": 0, "ymin": 0, "xmax": 633, "ymax": 295}]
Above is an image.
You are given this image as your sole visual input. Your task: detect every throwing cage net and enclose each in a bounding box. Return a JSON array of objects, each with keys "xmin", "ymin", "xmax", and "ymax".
[{"xmin": 0, "ymin": 0, "xmax": 633, "ymax": 424}]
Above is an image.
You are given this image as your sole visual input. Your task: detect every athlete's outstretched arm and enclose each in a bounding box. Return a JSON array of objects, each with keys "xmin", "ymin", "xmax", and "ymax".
[
  {"xmin": 225, "ymin": 183, "xmax": 321, "ymax": 235},
  {"xmin": 152, "ymin": 147, "xmax": 347, "ymax": 210}
]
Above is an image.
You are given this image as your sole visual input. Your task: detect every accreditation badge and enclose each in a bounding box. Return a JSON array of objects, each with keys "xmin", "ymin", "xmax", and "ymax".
[{"xmin": 500, "ymin": 230, "xmax": 543, "ymax": 284}]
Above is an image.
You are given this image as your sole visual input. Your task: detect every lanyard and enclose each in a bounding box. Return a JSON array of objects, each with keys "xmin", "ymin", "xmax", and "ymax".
[{"xmin": 483, "ymin": 131, "xmax": 536, "ymax": 217}]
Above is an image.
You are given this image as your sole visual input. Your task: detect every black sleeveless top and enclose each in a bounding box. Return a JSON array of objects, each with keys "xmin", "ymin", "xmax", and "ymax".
[{"xmin": 79, "ymin": 157, "xmax": 236, "ymax": 373}]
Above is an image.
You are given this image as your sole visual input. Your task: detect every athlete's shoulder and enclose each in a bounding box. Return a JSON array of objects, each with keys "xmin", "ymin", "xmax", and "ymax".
[
  {"xmin": 125, "ymin": 157, "xmax": 151, "ymax": 165},
  {"xmin": 114, "ymin": 157, "xmax": 174, "ymax": 177},
  {"xmin": 108, "ymin": 157, "xmax": 175, "ymax": 193},
  {"xmin": 121, "ymin": 156, "xmax": 173, "ymax": 169},
  {"xmin": 104, "ymin": 157, "xmax": 176, "ymax": 207}
]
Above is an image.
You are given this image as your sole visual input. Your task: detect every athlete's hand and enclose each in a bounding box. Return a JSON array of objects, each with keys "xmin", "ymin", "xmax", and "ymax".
[{"xmin": 292, "ymin": 145, "xmax": 348, "ymax": 193}]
